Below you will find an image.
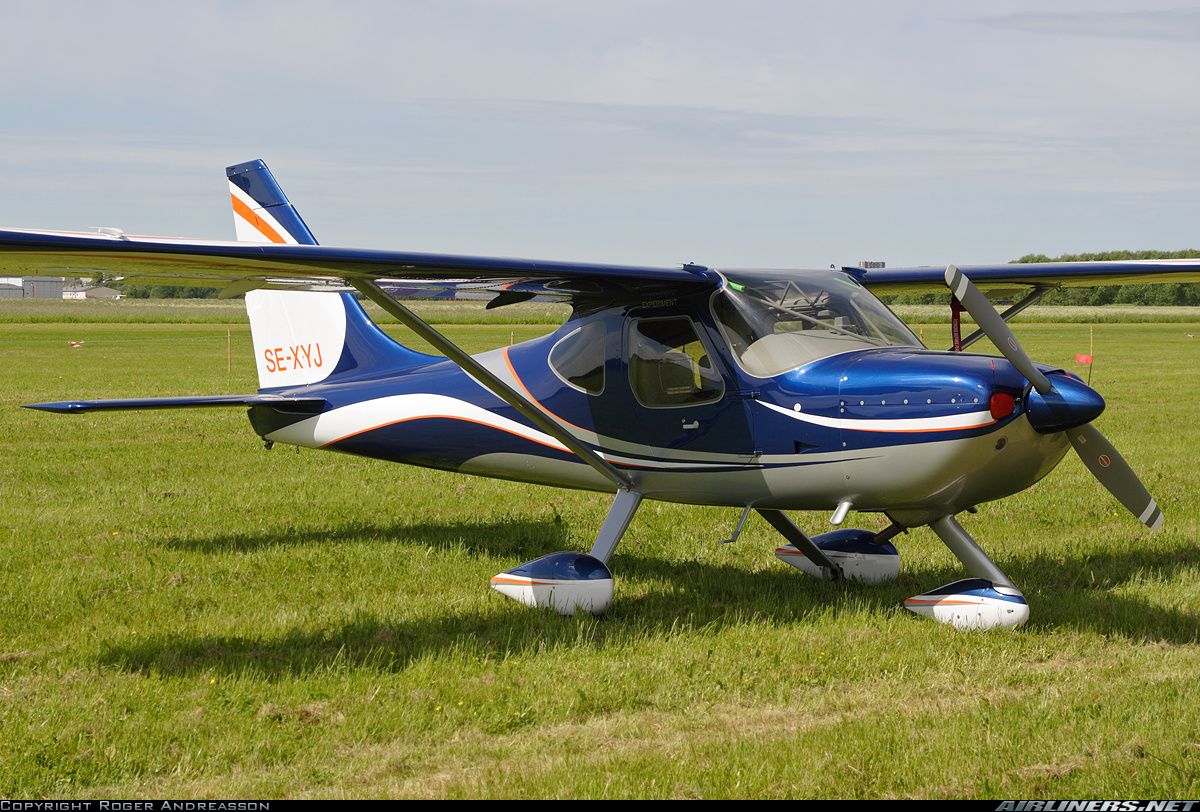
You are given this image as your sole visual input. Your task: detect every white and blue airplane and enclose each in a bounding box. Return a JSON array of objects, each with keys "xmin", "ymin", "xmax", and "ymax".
[{"xmin": 4, "ymin": 160, "xmax": 1198, "ymax": 629}]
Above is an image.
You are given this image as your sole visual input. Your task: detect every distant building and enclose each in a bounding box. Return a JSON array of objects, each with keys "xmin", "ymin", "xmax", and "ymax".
[
  {"xmin": 63, "ymin": 285, "xmax": 122, "ymax": 300},
  {"xmin": 0, "ymin": 283, "xmax": 22, "ymax": 299},
  {"xmin": 0, "ymin": 276, "xmax": 66, "ymax": 299}
]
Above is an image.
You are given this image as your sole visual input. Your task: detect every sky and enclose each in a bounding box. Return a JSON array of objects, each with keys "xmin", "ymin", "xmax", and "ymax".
[{"xmin": 1, "ymin": 0, "xmax": 1197, "ymax": 269}]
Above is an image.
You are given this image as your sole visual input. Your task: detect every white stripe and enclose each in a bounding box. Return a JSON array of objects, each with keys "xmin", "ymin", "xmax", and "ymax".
[
  {"xmin": 265, "ymin": 393, "xmax": 568, "ymax": 450},
  {"xmin": 954, "ymin": 273, "xmax": 970, "ymax": 301},
  {"xmin": 1138, "ymin": 499, "xmax": 1158, "ymax": 524},
  {"xmin": 1149, "ymin": 511, "xmax": 1165, "ymax": 532},
  {"xmin": 264, "ymin": 394, "xmax": 752, "ymax": 469},
  {"xmin": 266, "ymin": 393, "xmax": 758, "ymax": 467},
  {"xmin": 758, "ymin": 400, "xmax": 994, "ymax": 432},
  {"xmin": 229, "ymin": 182, "xmax": 299, "ymax": 245}
]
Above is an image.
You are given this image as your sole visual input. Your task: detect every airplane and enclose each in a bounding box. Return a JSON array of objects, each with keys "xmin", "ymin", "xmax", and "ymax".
[{"xmin": 4, "ymin": 159, "xmax": 1199, "ymax": 629}]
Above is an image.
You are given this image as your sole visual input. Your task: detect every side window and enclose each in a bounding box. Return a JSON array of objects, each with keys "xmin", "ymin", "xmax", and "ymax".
[
  {"xmin": 628, "ymin": 317, "xmax": 724, "ymax": 407},
  {"xmin": 549, "ymin": 320, "xmax": 606, "ymax": 395}
]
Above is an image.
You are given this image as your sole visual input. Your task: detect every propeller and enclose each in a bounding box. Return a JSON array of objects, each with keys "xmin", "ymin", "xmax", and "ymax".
[{"xmin": 943, "ymin": 265, "xmax": 1163, "ymax": 532}]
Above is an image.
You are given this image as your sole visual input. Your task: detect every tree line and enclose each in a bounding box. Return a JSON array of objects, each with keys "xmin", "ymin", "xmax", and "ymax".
[{"xmin": 881, "ymin": 249, "xmax": 1200, "ymax": 306}]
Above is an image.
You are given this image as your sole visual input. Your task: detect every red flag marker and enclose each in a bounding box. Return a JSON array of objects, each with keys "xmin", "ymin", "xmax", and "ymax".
[{"xmin": 1075, "ymin": 353, "xmax": 1093, "ymax": 365}]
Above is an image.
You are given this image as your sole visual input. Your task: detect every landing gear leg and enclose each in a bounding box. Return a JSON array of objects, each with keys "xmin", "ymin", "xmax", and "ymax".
[
  {"xmin": 490, "ymin": 489, "xmax": 642, "ymax": 615},
  {"xmin": 906, "ymin": 514, "xmax": 1029, "ymax": 629},
  {"xmin": 764, "ymin": 510, "xmax": 903, "ymax": 583},
  {"xmin": 589, "ymin": 489, "xmax": 642, "ymax": 564},
  {"xmin": 758, "ymin": 509, "xmax": 843, "ymax": 580}
]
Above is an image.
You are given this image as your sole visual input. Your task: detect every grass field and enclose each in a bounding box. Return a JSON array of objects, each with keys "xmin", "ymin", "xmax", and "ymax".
[{"xmin": 2, "ymin": 301, "xmax": 1199, "ymax": 798}]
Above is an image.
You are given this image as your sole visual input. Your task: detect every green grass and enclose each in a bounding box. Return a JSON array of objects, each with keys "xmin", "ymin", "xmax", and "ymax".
[{"xmin": 1, "ymin": 313, "xmax": 1199, "ymax": 798}]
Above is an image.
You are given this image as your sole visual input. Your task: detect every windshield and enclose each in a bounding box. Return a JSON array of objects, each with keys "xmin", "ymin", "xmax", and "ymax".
[{"xmin": 713, "ymin": 269, "xmax": 923, "ymax": 377}]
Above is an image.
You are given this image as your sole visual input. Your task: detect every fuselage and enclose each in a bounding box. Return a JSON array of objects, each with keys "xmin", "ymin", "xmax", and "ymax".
[{"xmin": 248, "ymin": 273, "xmax": 1073, "ymax": 524}]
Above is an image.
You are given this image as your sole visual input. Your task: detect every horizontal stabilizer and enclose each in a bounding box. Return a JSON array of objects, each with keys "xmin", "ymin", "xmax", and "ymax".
[{"xmin": 24, "ymin": 394, "xmax": 328, "ymax": 414}]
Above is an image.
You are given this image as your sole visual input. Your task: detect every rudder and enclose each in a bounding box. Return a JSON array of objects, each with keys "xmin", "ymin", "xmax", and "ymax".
[{"xmin": 227, "ymin": 159, "xmax": 318, "ymax": 245}]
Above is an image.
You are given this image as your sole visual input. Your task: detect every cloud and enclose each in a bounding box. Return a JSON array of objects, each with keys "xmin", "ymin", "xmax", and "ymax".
[{"xmin": 0, "ymin": 2, "xmax": 1196, "ymax": 265}]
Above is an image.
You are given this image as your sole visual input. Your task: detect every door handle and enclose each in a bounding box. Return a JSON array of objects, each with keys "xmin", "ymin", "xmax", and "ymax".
[{"xmin": 681, "ymin": 419, "xmax": 700, "ymax": 430}]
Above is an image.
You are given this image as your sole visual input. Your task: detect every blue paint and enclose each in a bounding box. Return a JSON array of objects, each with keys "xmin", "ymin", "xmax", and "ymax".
[
  {"xmin": 506, "ymin": 552, "xmax": 612, "ymax": 581},
  {"xmin": 225, "ymin": 159, "xmax": 319, "ymax": 246},
  {"xmin": 1025, "ymin": 373, "xmax": 1105, "ymax": 433},
  {"xmin": 809, "ymin": 528, "xmax": 899, "ymax": 556},
  {"xmin": 919, "ymin": 578, "xmax": 1028, "ymax": 605},
  {"xmin": 25, "ymin": 394, "xmax": 326, "ymax": 413}
]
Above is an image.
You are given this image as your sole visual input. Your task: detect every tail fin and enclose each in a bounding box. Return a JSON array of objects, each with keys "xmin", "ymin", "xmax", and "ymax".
[
  {"xmin": 246, "ymin": 290, "xmax": 437, "ymax": 390},
  {"xmin": 227, "ymin": 159, "xmax": 318, "ymax": 245}
]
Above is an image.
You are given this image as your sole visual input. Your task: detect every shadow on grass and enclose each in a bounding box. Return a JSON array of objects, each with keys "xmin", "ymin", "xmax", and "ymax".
[
  {"xmin": 100, "ymin": 516, "xmax": 1200, "ymax": 678},
  {"xmin": 165, "ymin": 517, "xmax": 572, "ymax": 559}
]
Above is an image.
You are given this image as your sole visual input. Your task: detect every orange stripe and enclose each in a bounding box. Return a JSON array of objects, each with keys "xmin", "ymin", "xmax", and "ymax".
[
  {"xmin": 869, "ymin": 419, "xmax": 997, "ymax": 434},
  {"xmin": 230, "ymin": 194, "xmax": 287, "ymax": 244},
  {"xmin": 904, "ymin": 598, "xmax": 985, "ymax": 606},
  {"xmin": 489, "ymin": 576, "xmax": 556, "ymax": 586},
  {"xmin": 502, "ymin": 346, "xmax": 592, "ymax": 434}
]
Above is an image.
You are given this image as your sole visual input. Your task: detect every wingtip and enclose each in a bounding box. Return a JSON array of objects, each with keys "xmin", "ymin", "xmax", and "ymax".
[{"xmin": 23, "ymin": 401, "xmax": 83, "ymax": 413}]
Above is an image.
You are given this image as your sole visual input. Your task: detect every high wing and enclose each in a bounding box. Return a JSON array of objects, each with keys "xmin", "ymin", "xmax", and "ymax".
[
  {"xmin": 859, "ymin": 259, "xmax": 1200, "ymax": 295},
  {"xmin": 0, "ymin": 227, "xmax": 720, "ymax": 301},
  {"xmin": 0, "ymin": 224, "xmax": 719, "ymax": 494}
]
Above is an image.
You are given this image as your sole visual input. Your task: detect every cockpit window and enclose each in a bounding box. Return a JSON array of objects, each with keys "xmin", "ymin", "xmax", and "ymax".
[
  {"xmin": 549, "ymin": 320, "xmax": 606, "ymax": 394},
  {"xmin": 713, "ymin": 270, "xmax": 923, "ymax": 377},
  {"xmin": 628, "ymin": 317, "xmax": 724, "ymax": 407}
]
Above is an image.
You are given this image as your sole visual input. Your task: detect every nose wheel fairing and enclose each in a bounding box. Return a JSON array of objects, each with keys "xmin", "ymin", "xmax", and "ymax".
[
  {"xmin": 763, "ymin": 509, "xmax": 1031, "ymax": 631},
  {"xmin": 908, "ymin": 514, "xmax": 1029, "ymax": 630},
  {"xmin": 905, "ymin": 579, "xmax": 1029, "ymax": 630}
]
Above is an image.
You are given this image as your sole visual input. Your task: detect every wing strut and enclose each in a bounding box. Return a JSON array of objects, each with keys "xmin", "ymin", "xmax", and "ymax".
[
  {"xmin": 352, "ymin": 279, "xmax": 634, "ymax": 490},
  {"xmin": 954, "ymin": 284, "xmax": 1052, "ymax": 352}
]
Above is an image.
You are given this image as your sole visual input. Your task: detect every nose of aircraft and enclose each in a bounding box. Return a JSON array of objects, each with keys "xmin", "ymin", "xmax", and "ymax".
[{"xmin": 1024, "ymin": 373, "xmax": 1106, "ymax": 434}]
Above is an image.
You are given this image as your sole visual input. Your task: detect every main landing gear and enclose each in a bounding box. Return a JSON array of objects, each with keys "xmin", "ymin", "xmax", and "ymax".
[
  {"xmin": 490, "ymin": 489, "xmax": 641, "ymax": 615},
  {"xmin": 490, "ymin": 496, "xmax": 1027, "ymax": 630},
  {"xmin": 766, "ymin": 510, "xmax": 1028, "ymax": 630}
]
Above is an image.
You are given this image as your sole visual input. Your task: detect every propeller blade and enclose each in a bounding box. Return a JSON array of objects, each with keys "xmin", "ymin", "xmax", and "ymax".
[
  {"xmin": 1068, "ymin": 422, "xmax": 1164, "ymax": 532},
  {"xmin": 942, "ymin": 266, "xmax": 1161, "ymax": 532},
  {"xmin": 943, "ymin": 264, "xmax": 1054, "ymax": 395}
]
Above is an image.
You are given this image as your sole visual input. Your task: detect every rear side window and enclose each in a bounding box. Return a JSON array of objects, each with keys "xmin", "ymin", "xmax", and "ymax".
[
  {"xmin": 549, "ymin": 321, "xmax": 606, "ymax": 394},
  {"xmin": 628, "ymin": 317, "xmax": 723, "ymax": 407}
]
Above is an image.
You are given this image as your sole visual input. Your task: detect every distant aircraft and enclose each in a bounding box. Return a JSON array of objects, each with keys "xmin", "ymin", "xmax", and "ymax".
[{"xmin": 4, "ymin": 159, "xmax": 1199, "ymax": 629}]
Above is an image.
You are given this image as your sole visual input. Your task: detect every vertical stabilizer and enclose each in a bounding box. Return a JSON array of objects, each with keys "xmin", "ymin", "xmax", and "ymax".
[
  {"xmin": 245, "ymin": 291, "xmax": 437, "ymax": 391},
  {"xmin": 227, "ymin": 159, "xmax": 318, "ymax": 245}
]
